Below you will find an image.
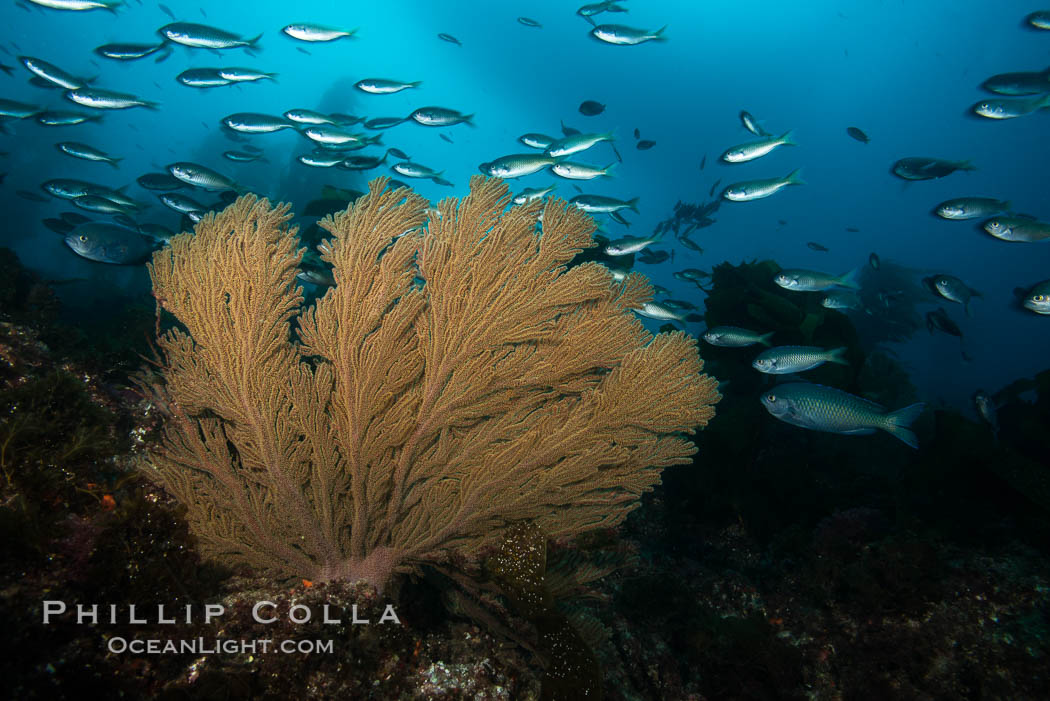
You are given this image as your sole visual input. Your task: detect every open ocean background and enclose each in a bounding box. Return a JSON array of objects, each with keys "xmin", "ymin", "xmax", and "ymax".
[{"xmin": 2, "ymin": 0, "xmax": 1049, "ymax": 411}]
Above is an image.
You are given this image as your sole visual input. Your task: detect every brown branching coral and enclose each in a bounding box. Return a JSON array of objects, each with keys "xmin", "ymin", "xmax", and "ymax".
[{"xmin": 140, "ymin": 176, "xmax": 720, "ymax": 590}]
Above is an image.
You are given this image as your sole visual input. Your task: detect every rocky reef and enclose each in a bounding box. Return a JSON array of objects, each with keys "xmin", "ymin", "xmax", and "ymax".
[{"xmin": 1, "ymin": 250, "xmax": 1048, "ymax": 699}]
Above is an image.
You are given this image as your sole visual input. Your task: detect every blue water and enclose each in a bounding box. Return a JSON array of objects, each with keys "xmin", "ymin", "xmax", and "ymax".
[{"xmin": 2, "ymin": 0, "xmax": 1048, "ymax": 411}]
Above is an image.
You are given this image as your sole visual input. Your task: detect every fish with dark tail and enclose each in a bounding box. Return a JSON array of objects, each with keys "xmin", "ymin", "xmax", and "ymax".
[
  {"xmin": 847, "ymin": 126, "xmax": 869, "ymax": 143},
  {"xmin": 891, "ymin": 157, "xmax": 975, "ymax": 180},
  {"xmin": 578, "ymin": 100, "xmax": 605, "ymax": 115}
]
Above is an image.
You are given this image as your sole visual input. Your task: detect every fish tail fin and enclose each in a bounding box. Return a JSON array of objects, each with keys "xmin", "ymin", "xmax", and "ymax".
[
  {"xmin": 786, "ymin": 167, "xmax": 805, "ymax": 186},
  {"xmin": 409, "ymin": 81, "xmax": 423, "ymax": 88},
  {"xmin": 266, "ymin": 73, "xmax": 278, "ymax": 82},
  {"xmin": 602, "ymin": 130, "xmax": 616, "ymax": 142},
  {"xmin": 1039, "ymin": 94, "xmax": 1050, "ymax": 109},
  {"xmin": 108, "ymin": 158, "xmax": 123, "ymax": 169},
  {"xmin": 957, "ymin": 159, "xmax": 977, "ymax": 171},
  {"xmin": 758, "ymin": 332, "xmax": 774, "ymax": 347},
  {"xmin": 603, "ymin": 162, "xmax": 617, "ymax": 177},
  {"xmin": 368, "ymin": 133, "xmax": 384, "ymax": 145},
  {"xmin": 627, "ymin": 196, "xmax": 640, "ymax": 213},
  {"xmin": 827, "ymin": 346, "xmax": 849, "ymax": 365},
  {"xmin": 837, "ymin": 267, "xmax": 861, "ymax": 290},
  {"xmin": 143, "ymin": 100, "xmax": 161, "ymax": 111},
  {"xmin": 882, "ymin": 403, "xmax": 925, "ymax": 449},
  {"xmin": 244, "ymin": 34, "xmax": 263, "ymax": 56},
  {"xmin": 652, "ymin": 25, "xmax": 668, "ymax": 41},
  {"xmin": 781, "ymin": 129, "xmax": 797, "ymax": 146}
]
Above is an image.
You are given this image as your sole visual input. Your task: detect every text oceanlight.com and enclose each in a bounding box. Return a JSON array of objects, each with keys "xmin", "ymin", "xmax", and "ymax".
[{"xmin": 107, "ymin": 637, "xmax": 335, "ymax": 655}]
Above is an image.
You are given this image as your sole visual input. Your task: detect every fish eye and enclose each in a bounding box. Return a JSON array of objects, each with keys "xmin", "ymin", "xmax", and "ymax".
[
  {"xmin": 79, "ymin": 235, "xmax": 88, "ymax": 242},
  {"xmin": 766, "ymin": 394, "xmax": 776, "ymax": 402},
  {"xmin": 1036, "ymin": 295, "xmax": 1046, "ymax": 302}
]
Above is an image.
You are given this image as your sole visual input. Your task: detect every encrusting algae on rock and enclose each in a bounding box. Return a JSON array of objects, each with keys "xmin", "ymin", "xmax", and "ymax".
[{"xmin": 138, "ymin": 176, "xmax": 721, "ymax": 591}]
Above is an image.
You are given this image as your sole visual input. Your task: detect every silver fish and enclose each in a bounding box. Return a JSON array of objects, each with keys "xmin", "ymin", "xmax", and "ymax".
[
  {"xmin": 981, "ymin": 69, "xmax": 1050, "ymax": 96},
  {"xmin": 354, "ymin": 78, "xmax": 422, "ymax": 94},
  {"xmin": 821, "ymin": 291, "xmax": 862, "ymax": 311},
  {"xmin": 159, "ymin": 192, "xmax": 207, "ymax": 216},
  {"xmin": 218, "ymin": 67, "xmax": 276, "ymax": 82},
  {"xmin": 391, "ymin": 161, "xmax": 442, "ymax": 179},
  {"xmin": 545, "ymin": 131, "xmax": 615, "ymax": 158},
  {"xmin": 363, "ymin": 116, "xmax": 406, "ymax": 129},
  {"xmin": 632, "ymin": 302, "xmax": 689, "ymax": 322},
  {"xmin": 761, "ymin": 383, "xmax": 925, "ymax": 449},
  {"xmin": 739, "ymin": 110, "xmax": 769, "ymax": 136},
  {"xmin": 971, "ymin": 94, "xmax": 1050, "ymax": 120},
  {"xmin": 298, "ymin": 152, "xmax": 345, "ymax": 168},
  {"xmin": 284, "ymin": 109, "xmax": 336, "ymax": 125},
  {"xmin": 702, "ymin": 326, "xmax": 773, "ymax": 347},
  {"xmin": 94, "ymin": 42, "xmax": 168, "ymax": 60},
  {"xmin": 298, "ymin": 267, "xmax": 335, "ymax": 287},
  {"xmin": 982, "ymin": 216, "xmax": 1050, "ymax": 242},
  {"xmin": 159, "ymin": 22, "xmax": 261, "ymax": 50},
  {"xmin": 303, "ymin": 126, "xmax": 375, "ymax": 146},
  {"xmin": 927, "ymin": 274, "xmax": 982, "ymax": 315},
  {"xmin": 223, "ymin": 112, "xmax": 295, "ymax": 133},
  {"xmin": 177, "ymin": 68, "xmax": 232, "ymax": 88},
  {"xmin": 281, "ymin": 24, "xmax": 356, "ymax": 42},
  {"xmin": 1027, "ymin": 11, "xmax": 1050, "ymax": 29},
  {"xmin": 72, "ymin": 194, "xmax": 132, "ymax": 215},
  {"xmin": 605, "ymin": 233, "xmax": 661, "ymax": 256},
  {"xmin": 774, "ymin": 268, "xmax": 859, "ymax": 292},
  {"xmin": 933, "ymin": 197, "xmax": 1011, "ymax": 220},
  {"xmin": 723, "ymin": 169, "xmax": 804, "ymax": 201},
  {"xmin": 720, "ymin": 130, "xmax": 796, "ymax": 163},
  {"xmin": 479, "ymin": 154, "xmax": 557, "ymax": 178},
  {"xmin": 577, "ymin": 1, "xmax": 628, "ymax": 18},
  {"xmin": 519, "ymin": 133, "xmax": 555, "ymax": 149},
  {"xmin": 410, "ymin": 106, "xmax": 474, "ymax": 127},
  {"xmin": 570, "ymin": 194, "xmax": 639, "ymax": 214},
  {"xmin": 0, "ymin": 98, "xmax": 41, "ymax": 119},
  {"xmin": 27, "ymin": 0, "xmax": 121, "ymax": 10},
  {"xmin": 41, "ymin": 178, "xmax": 114, "ymax": 201},
  {"xmin": 168, "ymin": 162, "xmax": 244, "ymax": 192},
  {"xmin": 36, "ymin": 110, "xmax": 98, "ymax": 126},
  {"xmin": 513, "ymin": 185, "xmax": 556, "ymax": 205},
  {"xmin": 1021, "ymin": 280, "xmax": 1050, "ymax": 314},
  {"xmin": 56, "ymin": 141, "xmax": 122, "ymax": 168},
  {"xmin": 19, "ymin": 56, "xmax": 90, "ymax": 90},
  {"xmin": 752, "ymin": 346, "xmax": 848, "ymax": 374},
  {"xmin": 65, "ymin": 223, "xmax": 157, "ymax": 265},
  {"xmin": 66, "ymin": 87, "xmax": 157, "ymax": 110},
  {"xmin": 673, "ymin": 269, "xmax": 709, "ymax": 284},
  {"xmin": 223, "ymin": 150, "xmax": 265, "ymax": 163},
  {"xmin": 552, "ymin": 161, "xmax": 616, "ymax": 180},
  {"xmin": 590, "ymin": 24, "xmax": 667, "ymax": 46}
]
